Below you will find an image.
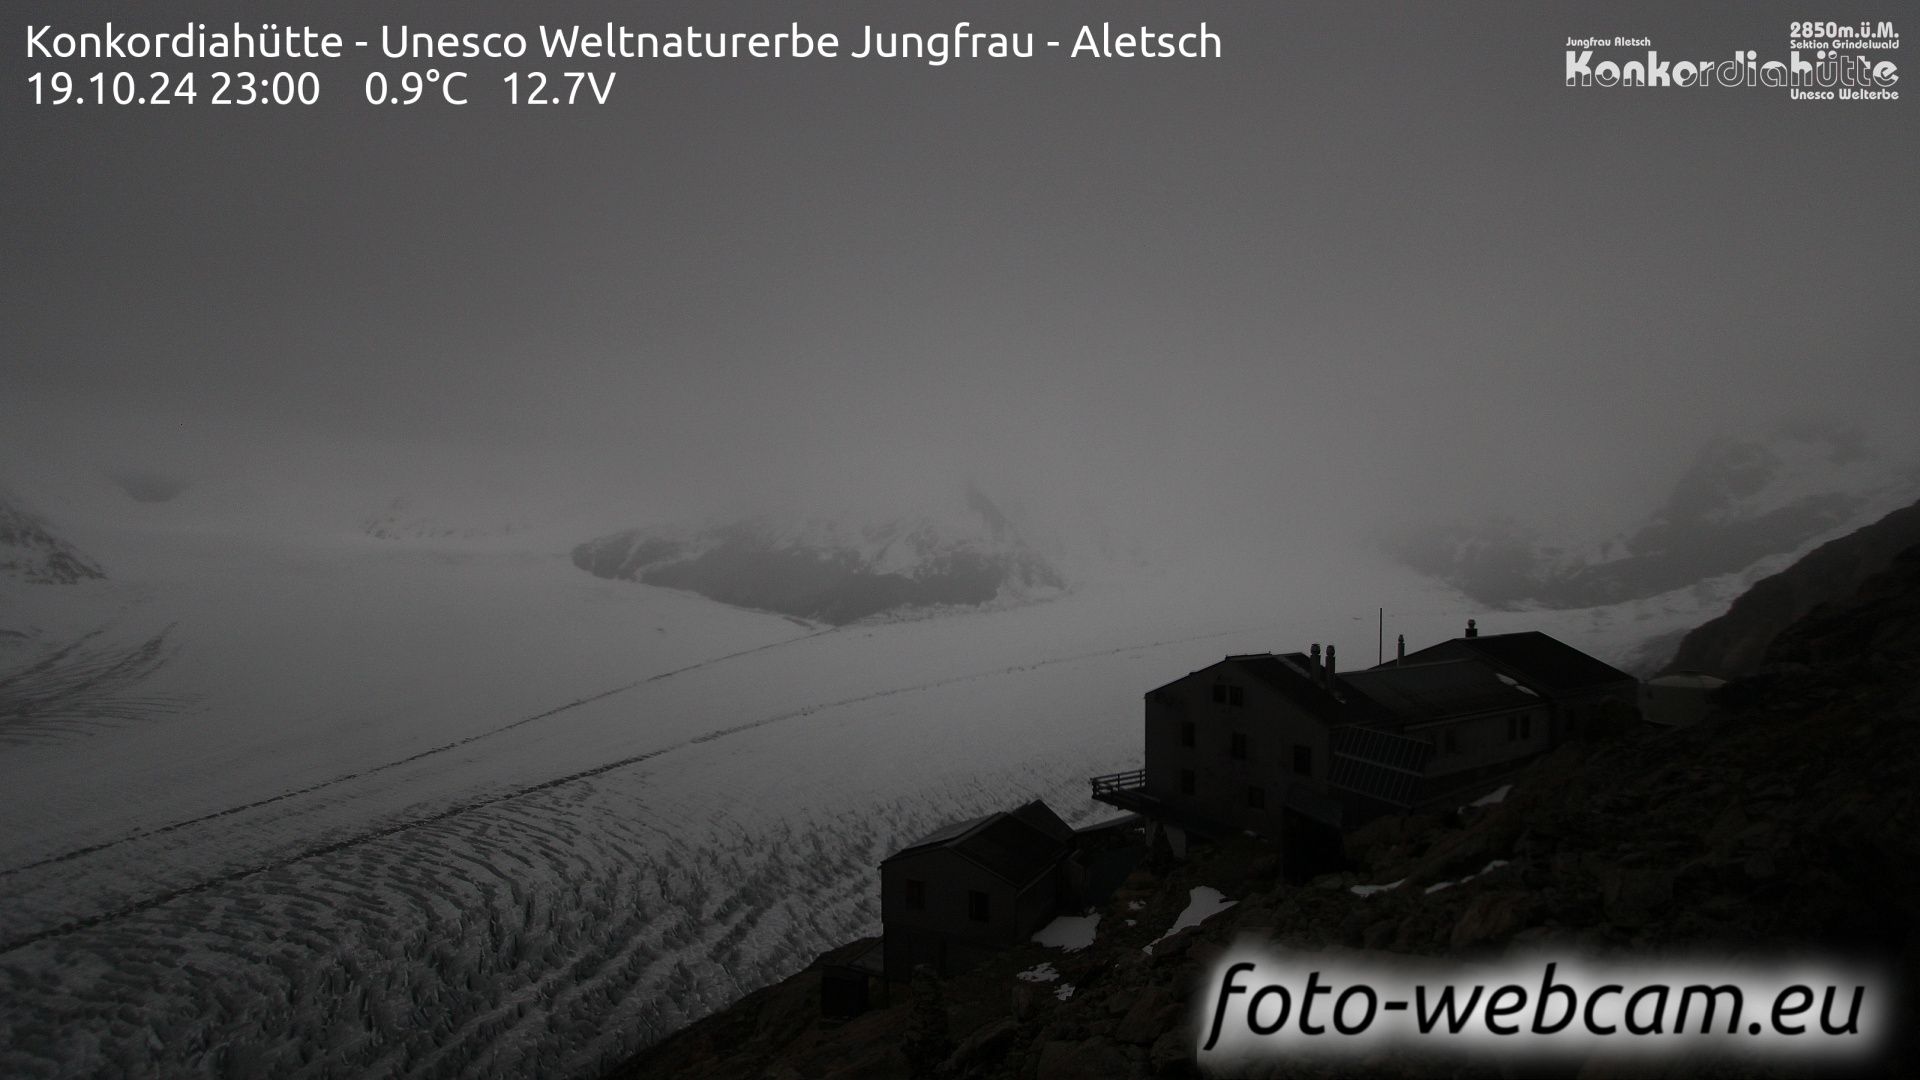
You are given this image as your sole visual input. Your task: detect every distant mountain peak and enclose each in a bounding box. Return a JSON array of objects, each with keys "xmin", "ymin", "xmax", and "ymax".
[
  {"xmin": 1387, "ymin": 423, "xmax": 1919, "ymax": 610},
  {"xmin": 572, "ymin": 486, "xmax": 1066, "ymax": 625},
  {"xmin": 0, "ymin": 489, "xmax": 106, "ymax": 584},
  {"xmin": 1658, "ymin": 497, "xmax": 1920, "ymax": 678}
]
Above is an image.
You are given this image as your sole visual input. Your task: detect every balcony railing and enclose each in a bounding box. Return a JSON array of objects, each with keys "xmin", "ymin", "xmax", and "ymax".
[{"xmin": 1089, "ymin": 768, "xmax": 1147, "ymax": 798}]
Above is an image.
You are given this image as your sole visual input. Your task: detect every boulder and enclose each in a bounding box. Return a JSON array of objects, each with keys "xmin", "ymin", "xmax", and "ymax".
[
  {"xmin": 1449, "ymin": 890, "xmax": 1533, "ymax": 950},
  {"xmin": 944, "ymin": 1019, "xmax": 1018, "ymax": 1073},
  {"xmin": 1035, "ymin": 1038, "xmax": 1129, "ymax": 1080},
  {"xmin": 1599, "ymin": 862, "xmax": 1675, "ymax": 927},
  {"xmin": 1118, "ymin": 986, "xmax": 1174, "ymax": 1044}
]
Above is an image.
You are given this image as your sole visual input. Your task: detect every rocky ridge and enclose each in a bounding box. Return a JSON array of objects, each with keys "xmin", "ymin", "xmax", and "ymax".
[
  {"xmin": 573, "ymin": 487, "xmax": 1065, "ymax": 625},
  {"xmin": 1658, "ymin": 498, "xmax": 1920, "ymax": 678},
  {"xmin": 1390, "ymin": 424, "xmax": 1916, "ymax": 611},
  {"xmin": 0, "ymin": 489, "xmax": 105, "ymax": 584}
]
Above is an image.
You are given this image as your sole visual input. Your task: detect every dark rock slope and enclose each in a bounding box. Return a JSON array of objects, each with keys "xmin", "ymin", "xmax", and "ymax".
[
  {"xmin": 1659, "ymin": 498, "xmax": 1920, "ymax": 678},
  {"xmin": 572, "ymin": 490, "xmax": 1064, "ymax": 625},
  {"xmin": 0, "ymin": 491, "xmax": 104, "ymax": 584},
  {"xmin": 610, "ymin": 543, "xmax": 1920, "ymax": 1078}
]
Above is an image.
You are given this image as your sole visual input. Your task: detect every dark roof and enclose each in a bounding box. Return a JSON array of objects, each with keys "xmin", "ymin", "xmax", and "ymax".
[
  {"xmin": 1215, "ymin": 653, "xmax": 1398, "ymax": 727},
  {"xmin": 883, "ymin": 799, "xmax": 1072, "ymax": 887},
  {"xmin": 1225, "ymin": 653, "xmax": 1330, "ymax": 711},
  {"xmin": 1143, "ymin": 654, "xmax": 1321, "ymax": 706},
  {"xmin": 1394, "ymin": 632, "xmax": 1635, "ymax": 695},
  {"xmin": 1007, "ymin": 799, "xmax": 1075, "ymax": 845},
  {"xmin": 895, "ymin": 811, "xmax": 996, "ymax": 851},
  {"xmin": 1327, "ymin": 725, "xmax": 1434, "ymax": 809},
  {"xmin": 1340, "ymin": 659, "xmax": 1540, "ymax": 723}
]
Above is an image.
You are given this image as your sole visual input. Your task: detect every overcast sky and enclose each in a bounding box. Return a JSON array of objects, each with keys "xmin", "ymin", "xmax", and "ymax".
[{"xmin": 4, "ymin": 0, "xmax": 1915, "ymax": 546}]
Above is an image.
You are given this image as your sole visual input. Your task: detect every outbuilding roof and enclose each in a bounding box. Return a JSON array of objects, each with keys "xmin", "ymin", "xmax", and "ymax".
[{"xmin": 882, "ymin": 799, "xmax": 1073, "ymax": 887}]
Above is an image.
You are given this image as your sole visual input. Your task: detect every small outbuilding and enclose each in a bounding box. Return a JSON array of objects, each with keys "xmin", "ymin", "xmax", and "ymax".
[{"xmin": 879, "ymin": 800, "xmax": 1076, "ymax": 982}]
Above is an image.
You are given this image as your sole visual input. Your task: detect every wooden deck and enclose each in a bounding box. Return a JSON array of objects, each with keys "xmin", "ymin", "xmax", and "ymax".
[
  {"xmin": 1089, "ymin": 768, "xmax": 1163, "ymax": 818},
  {"xmin": 1088, "ymin": 767, "xmax": 1146, "ymax": 800}
]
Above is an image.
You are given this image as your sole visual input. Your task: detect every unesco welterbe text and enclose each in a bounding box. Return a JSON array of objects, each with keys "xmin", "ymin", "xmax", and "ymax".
[{"xmin": 398, "ymin": 21, "xmax": 1224, "ymax": 63}]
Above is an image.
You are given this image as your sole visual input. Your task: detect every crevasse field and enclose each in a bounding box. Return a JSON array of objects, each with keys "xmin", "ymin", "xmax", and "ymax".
[{"xmin": 0, "ymin": 502, "xmax": 1723, "ymax": 1078}]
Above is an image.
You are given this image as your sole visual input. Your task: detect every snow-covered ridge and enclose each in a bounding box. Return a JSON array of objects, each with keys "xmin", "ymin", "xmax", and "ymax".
[
  {"xmin": 0, "ymin": 489, "xmax": 105, "ymax": 585},
  {"xmin": 572, "ymin": 485, "xmax": 1068, "ymax": 625},
  {"xmin": 1386, "ymin": 422, "xmax": 1920, "ymax": 611}
]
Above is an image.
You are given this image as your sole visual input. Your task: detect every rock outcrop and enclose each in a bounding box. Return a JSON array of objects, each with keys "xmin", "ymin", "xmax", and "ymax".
[
  {"xmin": 1659, "ymin": 498, "xmax": 1920, "ymax": 678},
  {"xmin": 573, "ymin": 488, "xmax": 1064, "ymax": 625},
  {"xmin": 0, "ymin": 490, "xmax": 104, "ymax": 584}
]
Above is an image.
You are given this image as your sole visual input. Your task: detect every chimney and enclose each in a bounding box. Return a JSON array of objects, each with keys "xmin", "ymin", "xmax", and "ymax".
[
  {"xmin": 1309, "ymin": 643, "xmax": 1322, "ymax": 683},
  {"xmin": 1325, "ymin": 644, "xmax": 1337, "ymax": 683},
  {"xmin": 1396, "ymin": 634, "xmax": 1405, "ymax": 662},
  {"xmin": 1465, "ymin": 618, "xmax": 1479, "ymax": 639}
]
